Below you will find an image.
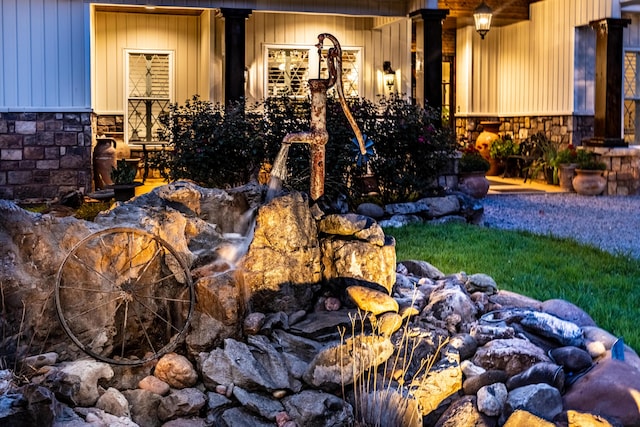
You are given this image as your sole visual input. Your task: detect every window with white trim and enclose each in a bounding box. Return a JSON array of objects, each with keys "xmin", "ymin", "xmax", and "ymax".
[
  {"xmin": 265, "ymin": 45, "xmax": 361, "ymax": 98},
  {"xmin": 624, "ymin": 50, "xmax": 640, "ymax": 144},
  {"xmin": 125, "ymin": 50, "xmax": 173, "ymax": 144}
]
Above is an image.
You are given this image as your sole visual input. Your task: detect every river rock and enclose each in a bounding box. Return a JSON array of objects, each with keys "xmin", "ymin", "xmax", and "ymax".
[
  {"xmin": 409, "ymin": 359, "xmax": 463, "ymax": 416},
  {"xmin": 541, "ymin": 299, "xmax": 596, "ymax": 327},
  {"xmin": 549, "ymin": 346, "xmax": 593, "ymax": 372},
  {"xmin": 220, "ymin": 407, "xmax": 275, "ymax": 427},
  {"xmin": 463, "ymin": 370, "xmax": 508, "ymax": 395},
  {"xmin": 346, "ymin": 285, "xmax": 398, "ymax": 315},
  {"xmin": 122, "ymin": 388, "xmax": 162, "ymax": 427},
  {"xmin": 420, "ymin": 195, "xmax": 461, "ymax": 218},
  {"xmin": 282, "ymin": 390, "xmax": 353, "ymax": 427},
  {"xmin": 472, "ymin": 338, "xmax": 552, "ymax": 376},
  {"xmin": 232, "ymin": 386, "xmax": 284, "ymax": 421},
  {"xmin": 433, "ymin": 395, "xmax": 495, "ymax": 427},
  {"xmin": 52, "ymin": 360, "xmax": 114, "ymax": 407},
  {"xmin": 477, "ymin": 382, "xmax": 508, "ymax": 417},
  {"xmin": 384, "ymin": 200, "xmax": 430, "ymax": 216},
  {"xmin": 465, "ymin": 273, "xmax": 498, "ymax": 295},
  {"xmin": 158, "ymin": 388, "xmax": 207, "ymax": 421},
  {"xmin": 424, "ymin": 282, "xmax": 477, "ymax": 332},
  {"xmin": 503, "ymin": 409, "xmax": 555, "ymax": 427},
  {"xmin": 563, "ymin": 357, "xmax": 640, "ymax": 426},
  {"xmin": 505, "ymin": 362, "xmax": 565, "ymax": 391},
  {"xmin": 139, "ymin": 375, "xmax": 171, "ymax": 396},
  {"xmin": 154, "ymin": 353, "xmax": 198, "ymax": 389},
  {"xmin": 304, "ymin": 335, "xmax": 393, "ymax": 390},
  {"xmin": 356, "ymin": 202, "xmax": 384, "ymax": 219},
  {"xmin": 95, "ymin": 387, "xmax": 130, "ymax": 418},
  {"xmin": 398, "ymin": 259, "xmax": 445, "ymax": 280},
  {"xmin": 503, "ymin": 383, "xmax": 563, "ymax": 422},
  {"xmin": 199, "ymin": 337, "xmax": 296, "ymax": 393}
]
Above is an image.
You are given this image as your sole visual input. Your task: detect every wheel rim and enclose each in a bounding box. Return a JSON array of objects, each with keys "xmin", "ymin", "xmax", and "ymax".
[{"xmin": 55, "ymin": 227, "xmax": 194, "ymax": 365}]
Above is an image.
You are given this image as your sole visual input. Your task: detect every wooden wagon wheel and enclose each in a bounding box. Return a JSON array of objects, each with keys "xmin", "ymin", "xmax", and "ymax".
[{"xmin": 55, "ymin": 227, "xmax": 194, "ymax": 365}]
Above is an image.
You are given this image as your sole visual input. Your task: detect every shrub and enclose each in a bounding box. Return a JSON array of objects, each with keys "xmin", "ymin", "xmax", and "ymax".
[
  {"xmin": 154, "ymin": 94, "xmax": 457, "ymax": 203},
  {"xmin": 152, "ymin": 96, "xmax": 265, "ymax": 188},
  {"xmin": 489, "ymin": 135, "xmax": 519, "ymax": 160}
]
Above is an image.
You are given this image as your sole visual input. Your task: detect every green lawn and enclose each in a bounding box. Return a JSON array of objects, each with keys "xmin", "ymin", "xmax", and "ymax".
[{"xmin": 386, "ymin": 222, "xmax": 640, "ymax": 351}]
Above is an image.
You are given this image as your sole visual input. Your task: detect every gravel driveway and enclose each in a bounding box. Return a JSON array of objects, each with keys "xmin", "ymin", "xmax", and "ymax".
[{"xmin": 480, "ymin": 193, "xmax": 640, "ymax": 259}]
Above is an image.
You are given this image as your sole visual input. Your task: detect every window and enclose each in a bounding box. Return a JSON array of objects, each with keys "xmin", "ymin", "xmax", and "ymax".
[
  {"xmin": 125, "ymin": 50, "xmax": 173, "ymax": 144},
  {"xmin": 624, "ymin": 50, "xmax": 640, "ymax": 144},
  {"xmin": 265, "ymin": 46, "xmax": 361, "ymax": 98}
]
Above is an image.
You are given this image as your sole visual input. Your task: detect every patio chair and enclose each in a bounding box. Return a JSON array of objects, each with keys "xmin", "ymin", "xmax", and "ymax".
[{"xmin": 503, "ymin": 137, "xmax": 542, "ymax": 182}]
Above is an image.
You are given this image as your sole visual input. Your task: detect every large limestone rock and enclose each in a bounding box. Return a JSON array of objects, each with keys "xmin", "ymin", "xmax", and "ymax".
[{"xmin": 240, "ymin": 192, "xmax": 322, "ymax": 313}]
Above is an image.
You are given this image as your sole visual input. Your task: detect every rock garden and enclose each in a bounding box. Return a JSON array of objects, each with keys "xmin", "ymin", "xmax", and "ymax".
[{"xmin": 1, "ymin": 180, "xmax": 639, "ymax": 427}]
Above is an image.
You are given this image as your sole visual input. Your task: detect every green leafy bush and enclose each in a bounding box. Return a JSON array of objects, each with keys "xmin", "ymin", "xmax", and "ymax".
[
  {"xmin": 152, "ymin": 96, "xmax": 265, "ymax": 188},
  {"xmin": 489, "ymin": 135, "xmax": 519, "ymax": 160},
  {"xmin": 153, "ymin": 94, "xmax": 457, "ymax": 203}
]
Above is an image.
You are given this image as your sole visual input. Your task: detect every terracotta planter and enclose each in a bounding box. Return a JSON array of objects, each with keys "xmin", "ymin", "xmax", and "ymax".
[
  {"xmin": 458, "ymin": 172, "xmax": 490, "ymax": 199},
  {"xmin": 572, "ymin": 169, "xmax": 606, "ymax": 196},
  {"xmin": 475, "ymin": 121, "xmax": 502, "ymax": 176}
]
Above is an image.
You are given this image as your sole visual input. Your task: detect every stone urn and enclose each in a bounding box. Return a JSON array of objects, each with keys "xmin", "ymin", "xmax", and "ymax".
[
  {"xmin": 458, "ymin": 172, "xmax": 490, "ymax": 199},
  {"xmin": 572, "ymin": 169, "xmax": 606, "ymax": 196},
  {"xmin": 475, "ymin": 121, "xmax": 502, "ymax": 176},
  {"xmin": 558, "ymin": 163, "xmax": 577, "ymax": 192}
]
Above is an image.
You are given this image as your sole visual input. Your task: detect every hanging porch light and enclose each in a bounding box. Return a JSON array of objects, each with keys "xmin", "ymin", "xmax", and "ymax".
[{"xmin": 473, "ymin": 1, "xmax": 493, "ymax": 39}]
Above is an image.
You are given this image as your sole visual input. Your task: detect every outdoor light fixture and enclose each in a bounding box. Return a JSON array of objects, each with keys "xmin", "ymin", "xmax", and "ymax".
[
  {"xmin": 473, "ymin": 1, "xmax": 493, "ymax": 39},
  {"xmin": 383, "ymin": 61, "xmax": 395, "ymax": 91}
]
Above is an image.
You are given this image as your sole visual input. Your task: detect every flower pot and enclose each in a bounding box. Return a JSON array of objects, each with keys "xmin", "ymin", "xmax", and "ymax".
[
  {"xmin": 572, "ymin": 169, "xmax": 606, "ymax": 196},
  {"xmin": 475, "ymin": 121, "xmax": 502, "ymax": 176},
  {"xmin": 458, "ymin": 172, "xmax": 490, "ymax": 199},
  {"xmin": 558, "ymin": 163, "xmax": 577, "ymax": 192},
  {"xmin": 109, "ymin": 182, "xmax": 143, "ymax": 202}
]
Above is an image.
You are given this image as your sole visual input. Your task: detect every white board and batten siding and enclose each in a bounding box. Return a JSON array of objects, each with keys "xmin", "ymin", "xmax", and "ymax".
[
  {"xmin": 93, "ymin": 9, "xmax": 208, "ymax": 115},
  {"xmin": 456, "ymin": 0, "xmax": 612, "ymax": 118},
  {"xmin": 244, "ymin": 12, "xmax": 411, "ymax": 103},
  {"xmin": 0, "ymin": 0, "xmax": 90, "ymax": 111}
]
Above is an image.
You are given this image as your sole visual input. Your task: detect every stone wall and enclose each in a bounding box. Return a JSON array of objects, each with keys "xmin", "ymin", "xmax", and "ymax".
[
  {"xmin": 455, "ymin": 115, "xmax": 594, "ymax": 148},
  {"xmin": 0, "ymin": 112, "xmax": 93, "ymax": 200},
  {"xmin": 591, "ymin": 146, "xmax": 640, "ymax": 196}
]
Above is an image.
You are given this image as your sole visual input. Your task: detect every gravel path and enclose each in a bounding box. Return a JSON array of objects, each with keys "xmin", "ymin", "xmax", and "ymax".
[{"xmin": 480, "ymin": 193, "xmax": 640, "ymax": 259}]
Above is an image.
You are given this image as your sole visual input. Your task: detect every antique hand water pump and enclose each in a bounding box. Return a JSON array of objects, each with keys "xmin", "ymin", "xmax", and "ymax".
[{"xmin": 282, "ymin": 33, "xmax": 367, "ymax": 200}]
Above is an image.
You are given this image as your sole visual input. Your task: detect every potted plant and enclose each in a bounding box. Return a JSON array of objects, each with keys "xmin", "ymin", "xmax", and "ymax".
[
  {"xmin": 528, "ymin": 133, "xmax": 560, "ymax": 185},
  {"xmin": 457, "ymin": 145, "xmax": 491, "ymax": 198},
  {"xmin": 488, "ymin": 134, "xmax": 519, "ymax": 176},
  {"xmin": 110, "ymin": 159, "xmax": 142, "ymax": 201},
  {"xmin": 553, "ymin": 144, "xmax": 578, "ymax": 191},
  {"xmin": 572, "ymin": 150, "xmax": 607, "ymax": 196}
]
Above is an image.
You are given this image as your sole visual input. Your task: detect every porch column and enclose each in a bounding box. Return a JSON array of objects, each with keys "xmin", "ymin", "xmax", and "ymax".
[
  {"xmin": 587, "ymin": 18, "xmax": 630, "ymax": 147},
  {"xmin": 220, "ymin": 8, "xmax": 252, "ymax": 105},
  {"xmin": 410, "ymin": 9, "xmax": 449, "ymax": 113}
]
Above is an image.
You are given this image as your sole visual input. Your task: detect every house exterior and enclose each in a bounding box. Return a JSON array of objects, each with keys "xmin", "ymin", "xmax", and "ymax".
[{"xmin": 0, "ymin": 0, "xmax": 639, "ymax": 199}]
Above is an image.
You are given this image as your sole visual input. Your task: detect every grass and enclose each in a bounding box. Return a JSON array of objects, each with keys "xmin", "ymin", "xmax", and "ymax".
[{"xmin": 386, "ymin": 222, "xmax": 640, "ymax": 352}]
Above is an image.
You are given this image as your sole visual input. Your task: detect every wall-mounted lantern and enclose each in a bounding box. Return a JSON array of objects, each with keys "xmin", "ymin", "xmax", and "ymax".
[
  {"xmin": 473, "ymin": 1, "xmax": 493, "ymax": 39},
  {"xmin": 383, "ymin": 61, "xmax": 396, "ymax": 91}
]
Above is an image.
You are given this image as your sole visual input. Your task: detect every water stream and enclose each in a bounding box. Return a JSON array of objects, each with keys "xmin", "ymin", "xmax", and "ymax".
[{"xmin": 266, "ymin": 142, "xmax": 291, "ymax": 202}]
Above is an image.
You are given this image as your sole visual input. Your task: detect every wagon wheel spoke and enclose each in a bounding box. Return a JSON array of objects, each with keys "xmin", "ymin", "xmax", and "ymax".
[
  {"xmin": 55, "ymin": 227, "xmax": 194, "ymax": 365},
  {"xmin": 131, "ymin": 295, "xmax": 184, "ymax": 335}
]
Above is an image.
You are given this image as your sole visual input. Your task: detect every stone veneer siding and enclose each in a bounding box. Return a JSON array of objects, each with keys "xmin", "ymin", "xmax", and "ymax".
[
  {"xmin": 455, "ymin": 115, "xmax": 595, "ymax": 147},
  {"xmin": 0, "ymin": 112, "xmax": 93, "ymax": 200},
  {"xmin": 456, "ymin": 114, "xmax": 640, "ymax": 195},
  {"xmin": 591, "ymin": 146, "xmax": 640, "ymax": 196}
]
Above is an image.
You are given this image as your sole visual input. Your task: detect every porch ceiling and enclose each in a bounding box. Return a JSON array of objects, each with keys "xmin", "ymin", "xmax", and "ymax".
[{"xmin": 440, "ymin": 0, "xmax": 541, "ymax": 30}]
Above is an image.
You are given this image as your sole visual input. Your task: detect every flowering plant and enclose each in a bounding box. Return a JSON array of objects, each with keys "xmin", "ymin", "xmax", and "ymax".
[
  {"xmin": 575, "ymin": 149, "xmax": 606, "ymax": 170},
  {"xmin": 554, "ymin": 144, "xmax": 578, "ymax": 166},
  {"xmin": 459, "ymin": 144, "xmax": 490, "ymax": 173}
]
